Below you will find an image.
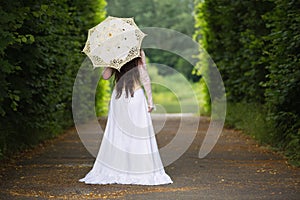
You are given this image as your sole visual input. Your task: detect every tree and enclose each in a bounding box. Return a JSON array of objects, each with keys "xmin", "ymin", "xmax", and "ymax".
[
  {"xmin": 0, "ymin": 0, "xmax": 107, "ymax": 158},
  {"xmin": 107, "ymin": 0, "xmax": 197, "ymax": 80}
]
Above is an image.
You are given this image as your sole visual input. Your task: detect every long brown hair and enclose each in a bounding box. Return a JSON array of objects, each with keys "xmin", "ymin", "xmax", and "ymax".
[{"xmin": 113, "ymin": 57, "xmax": 141, "ymax": 99}]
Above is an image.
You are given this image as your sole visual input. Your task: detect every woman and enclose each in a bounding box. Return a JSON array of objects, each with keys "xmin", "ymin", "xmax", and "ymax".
[{"xmin": 79, "ymin": 50, "xmax": 173, "ymax": 185}]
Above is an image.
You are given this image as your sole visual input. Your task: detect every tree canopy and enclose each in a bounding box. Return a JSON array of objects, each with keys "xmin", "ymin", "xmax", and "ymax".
[
  {"xmin": 194, "ymin": 0, "xmax": 300, "ymax": 164},
  {"xmin": 0, "ymin": 0, "xmax": 107, "ymax": 158},
  {"xmin": 107, "ymin": 0, "xmax": 198, "ymax": 81}
]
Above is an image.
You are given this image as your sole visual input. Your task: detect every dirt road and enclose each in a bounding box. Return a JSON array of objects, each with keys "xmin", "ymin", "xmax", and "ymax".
[{"xmin": 1, "ymin": 114, "xmax": 299, "ymax": 199}]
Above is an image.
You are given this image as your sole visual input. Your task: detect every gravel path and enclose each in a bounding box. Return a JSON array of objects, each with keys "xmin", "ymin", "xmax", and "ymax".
[{"xmin": 1, "ymin": 114, "xmax": 299, "ymax": 199}]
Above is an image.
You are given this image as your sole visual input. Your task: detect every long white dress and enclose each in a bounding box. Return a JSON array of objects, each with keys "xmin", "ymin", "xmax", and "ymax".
[{"xmin": 79, "ymin": 51, "xmax": 173, "ymax": 185}]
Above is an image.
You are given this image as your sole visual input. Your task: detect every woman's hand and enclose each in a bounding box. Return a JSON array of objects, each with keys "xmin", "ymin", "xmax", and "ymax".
[{"xmin": 148, "ymin": 106, "xmax": 154, "ymax": 113}]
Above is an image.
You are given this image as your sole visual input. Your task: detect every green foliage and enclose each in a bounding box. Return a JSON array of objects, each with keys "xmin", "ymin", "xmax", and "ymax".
[
  {"xmin": 107, "ymin": 0, "xmax": 194, "ymax": 35},
  {"xmin": 95, "ymin": 78, "xmax": 111, "ymax": 117},
  {"xmin": 262, "ymin": 0, "xmax": 300, "ymax": 165},
  {"xmin": 148, "ymin": 65, "xmax": 180, "ymax": 113},
  {"xmin": 194, "ymin": 0, "xmax": 300, "ymax": 165},
  {"xmin": 225, "ymin": 102, "xmax": 274, "ymax": 143},
  {"xmin": 0, "ymin": 0, "xmax": 107, "ymax": 158},
  {"xmin": 195, "ymin": 0, "xmax": 273, "ymax": 103},
  {"xmin": 106, "ymin": 0, "xmax": 197, "ymax": 81},
  {"xmin": 148, "ymin": 64, "xmax": 199, "ymax": 113},
  {"xmin": 192, "ymin": 1, "xmax": 212, "ymax": 115}
]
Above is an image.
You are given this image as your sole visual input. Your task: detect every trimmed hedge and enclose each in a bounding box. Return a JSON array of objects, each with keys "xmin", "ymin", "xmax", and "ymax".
[
  {"xmin": 0, "ymin": 0, "xmax": 107, "ymax": 158},
  {"xmin": 194, "ymin": 0, "xmax": 300, "ymax": 165}
]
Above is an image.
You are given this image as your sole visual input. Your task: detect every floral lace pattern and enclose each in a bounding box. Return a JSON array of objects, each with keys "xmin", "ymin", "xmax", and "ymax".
[{"xmin": 82, "ymin": 16, "xmax": 146, "ymax": 70}]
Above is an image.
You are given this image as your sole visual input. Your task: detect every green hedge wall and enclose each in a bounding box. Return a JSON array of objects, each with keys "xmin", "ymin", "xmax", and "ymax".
[
  {"xmin": 194, "ymin": 0, "xmax": 300, "ymax": 164},
  {"xmin": 0, "ymin": 0, "xmax": 107, "ymax": 158}
]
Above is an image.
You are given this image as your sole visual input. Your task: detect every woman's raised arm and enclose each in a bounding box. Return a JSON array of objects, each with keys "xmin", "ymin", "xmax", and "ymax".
[
  {"xmin": 102, "ymin": 67, "xmax": 113, "ymax": 80},
  {"xmin": 138, "ymin": 50, "xmax": 155, "ymax": 112}
]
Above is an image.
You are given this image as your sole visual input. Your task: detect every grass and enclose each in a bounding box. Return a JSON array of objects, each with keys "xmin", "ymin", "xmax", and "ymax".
[
  {"xmin": 225, "ymin": 102, "xmax": 300, "ymax": 167},
  {"xmin": 225, "ymin": 102, "xmax": 273, "ymax": 143},
  {"xmin": 148, "ymin": 64, "xmax": 200, "ymax": 113}
]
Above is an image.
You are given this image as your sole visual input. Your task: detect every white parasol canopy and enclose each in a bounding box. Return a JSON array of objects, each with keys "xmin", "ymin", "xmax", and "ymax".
[{"xmin": 82, "ymin": 16, "xmax": 146, "ymax": 70}]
